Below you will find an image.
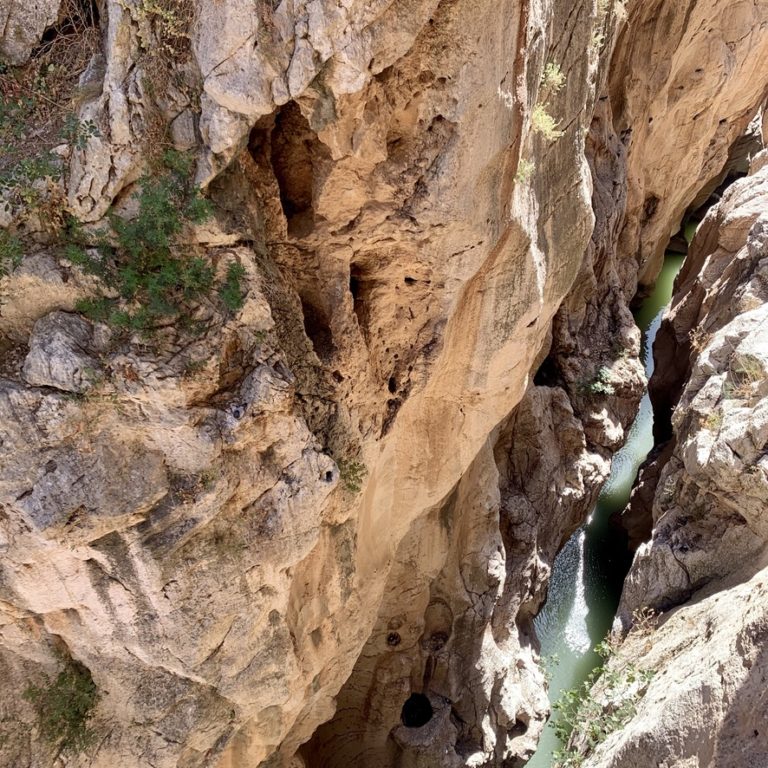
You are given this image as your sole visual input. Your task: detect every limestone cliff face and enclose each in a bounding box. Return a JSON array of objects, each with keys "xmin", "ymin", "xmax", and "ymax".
[
  {"xmin": 619, "ymin": 154, "xmax": 768, "ymax": 625},
  {"xmin": 1, "ymin": 1, "xmax": 768, "ymax": 768},
  {"xmin": 573, "ymin": 149, "xmax": 768, "ymax": 768}
]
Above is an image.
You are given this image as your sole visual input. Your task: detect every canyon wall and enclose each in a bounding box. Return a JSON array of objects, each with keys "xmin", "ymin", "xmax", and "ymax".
[
  {"xmin": 1, "ymin": 1, "xmax": 767, "ymax": 767},
  {"xmin": 574, "ymin": 147, "xmax": 768, "ymax": 768}
]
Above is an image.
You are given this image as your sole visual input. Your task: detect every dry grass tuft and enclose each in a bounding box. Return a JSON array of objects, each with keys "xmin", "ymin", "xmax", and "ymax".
[
  {"xmin": 0, "ymin": 0, "xmax": 101, "ymax": 213},
  {"xmin": 0, "ymin": 0, "xmax": 100, "ymax": 148},
  {"xmin": 123, "ymin": 0, "xmax": 199, "ymax": 159},
  {"xmin": 724, "ymin": 353, "xmax": 765, "ymax": 403}
]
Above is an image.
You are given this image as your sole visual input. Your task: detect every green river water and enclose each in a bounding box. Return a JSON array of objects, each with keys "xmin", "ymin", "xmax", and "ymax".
[{"xmin": 525, "ymin": 249, "xmax": 687, "ymax": 767}]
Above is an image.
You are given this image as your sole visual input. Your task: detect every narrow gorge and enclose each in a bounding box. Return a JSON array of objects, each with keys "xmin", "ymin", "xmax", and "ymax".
[{"xmin": 0, "ymin": 1, "xmax": 766, "ymax": 767}]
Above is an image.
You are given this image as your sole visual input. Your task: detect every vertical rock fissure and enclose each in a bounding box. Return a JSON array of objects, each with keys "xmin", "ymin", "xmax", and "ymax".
[{"xmin": 529, "ymin": 163, "xmax": 755, "ymax": 765}]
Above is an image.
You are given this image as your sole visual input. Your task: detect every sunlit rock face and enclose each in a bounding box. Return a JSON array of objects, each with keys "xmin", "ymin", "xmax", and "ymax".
[
  {"xmin": 1, "ymin": 0, "xmax": 768, "ymax": 767},
  {"xmin": 572, "ymin": 149, "xmax": 768, "ymax": 768},
  {"xmin": 619, "ymin": 156, "xmax": 768, "ymax": 625}
]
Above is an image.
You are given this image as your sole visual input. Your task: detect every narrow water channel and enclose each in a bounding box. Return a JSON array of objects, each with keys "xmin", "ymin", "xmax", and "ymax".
[{"xmin": 525, "ymin": 248, "xmax": 687, "ymax": 767}]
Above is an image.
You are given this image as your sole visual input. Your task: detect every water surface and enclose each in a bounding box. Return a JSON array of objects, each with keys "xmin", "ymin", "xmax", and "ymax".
[{"xmin": 525, "ymin": 251, "xmax": 685, "ymax": 766}]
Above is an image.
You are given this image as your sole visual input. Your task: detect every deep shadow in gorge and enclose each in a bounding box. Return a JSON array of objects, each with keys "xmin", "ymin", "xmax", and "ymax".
[
  {"xmin": 648, "ymin": 169, "xmax": 752, "ymax": 446},
  {"xmin": 526, "ymin": 246, "xmax": 688, "ymax": 767},
  {"xmin": 527, "ymin": 156, "xmax": 754, "ymax": 764}
]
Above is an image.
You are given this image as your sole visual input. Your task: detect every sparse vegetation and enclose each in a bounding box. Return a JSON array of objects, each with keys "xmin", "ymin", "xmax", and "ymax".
[
  {"xmin": 182, "ymin": 357, "xmax": 208, "ymax": 378},
  {"xmin": 516, "ymin": 158, "xmax": 535, "ymax": 183},
  {"xmin": 723, "ymin": 353, "xmax": 764, "ymax": 403},
  {"xmin": 596, "ymin": 0, "xmax": 611, "ymax": 15},
  {"xmin": 219, "ymin": 261, "xmax": 248, "ymax": 312},
  {"xmin": 703, "ymin": 410, "xmax": 723, "ymax": 432},
  {"xmin": 590, "ymin": 29, "xmax": 606, "ymax": 53},
  {"xmin": 24, "ymin": 656, "xmax": 99, "ymax": 755},
  {"xmin": 531, "ymin": 104, "xmax": 564, "ymax": 141},
  {"xmin": 337, "ymin": 459, "xmax": 367, "ymax": 493},
  {"xmin": 630, "ymin": 607, "xmax": 659, "ymax": 635},
  {"xmin": 583, "ymin": 366, "xmax": 616, "ymax": 396},
  {"xmin": 552, "ymin": 638, "xmax": 653, "ymax": 768},
  {"xmin": 0, "ymin": 230, "xmax": 23, "ymax": 277},
  {"xmin": 67, "ymin": 149, "xmax": 246, "ymax": 335},
  {"xmin": 60, "ymin": 113, "xmax": 100, "ymax": 151},
  {"xmin": 0, "ymin": 0, "xmax": 100, "ymax": 217},
  {"xmin": 542, "ymin": 62, "xmax": 566, "ymax": 92},
  {"xmin": 123, "ymin": 0, "xmax": 198, "ymax": 149},
  {"xmin": 591, "ymin": 0, "xmax": 627, "ymax": 54},
  {"xmin": 197, "ymin": 467, "xmax": 219, "ymax": 491},
  {"xmin": 210, "ymin": 524, "xmax": 247, "ymax": 560},
  {"xmin": 125, "ymin": 0, "xmax": 194, "ymax": 55},
  {"xmin": 597, "ymin": 0, "xmax": 627, "ymax": 22},
  {"xmin": 689, "ymin": 324, "xmax": 711, "ymax": 353}
]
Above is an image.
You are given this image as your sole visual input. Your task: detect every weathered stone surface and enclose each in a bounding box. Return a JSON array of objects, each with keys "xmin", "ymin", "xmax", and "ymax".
[
  {"xmin": 618, "ymin": 161, "xmax": 768, "ymax": 628},
  {"xmin": 0, "ymin": 252, "xmax": 100, "ymax": 342},
  {"xmin": 0, "ymin": 278, "xmax": 340, "ymax": 765},
  {"xmin": 22, "ymin": 311, "xmax": 101, "ymax": 393},
  {"xmin": 1, "ymin": 0, "xmax": 768, "ymax": 766},
  {"xmin": 0, "ymin": 0, "xmax": 60, "ymax": 65},
  {"xmin": 582, "ymin": 557, "xmax": 768, "ymax": 768},
  {"xmin": 612, "ymin": 0, "xmax": 768, "ymax": 289}
]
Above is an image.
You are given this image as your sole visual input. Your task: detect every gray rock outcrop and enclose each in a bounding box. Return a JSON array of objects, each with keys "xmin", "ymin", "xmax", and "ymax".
[
  {"xmin": 22, "ymin": 311, "xmax": 101, "ymax": 393},
  {"xmin": 0, "ymin": 0, "xmax": 61, "ymax": 65}
]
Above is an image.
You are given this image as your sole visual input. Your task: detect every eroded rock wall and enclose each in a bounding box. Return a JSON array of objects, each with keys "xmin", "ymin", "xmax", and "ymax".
[
  {"xmin": 1, "ymin": 0, "xmax": 605, "ymax": 764},
  {"xmin": 297, "ymin": 1, "xmax": 768, "ymax": 765},
  {"xmin": 574, "ymin": 149, "xmax": 768, "ymax": 768},
  {"xmin": 1, "ymin": 1, "xmax": 768, "ymax": 767}
]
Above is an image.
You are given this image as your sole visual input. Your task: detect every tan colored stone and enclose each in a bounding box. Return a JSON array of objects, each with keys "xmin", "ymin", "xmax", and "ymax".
[{"xmin": 1, "ymin": 0, "xmax": 768, "ymax": 766}]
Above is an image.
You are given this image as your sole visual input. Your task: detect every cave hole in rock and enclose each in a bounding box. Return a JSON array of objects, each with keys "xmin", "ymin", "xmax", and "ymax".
[
  {"xmin": 270, "ymin": 102, "xmax": 328, "ymax": 237},
  {"xmin": 349, "ymin": 270, "xmax": 360, "ymax": 299},
  {"xmin": 349, "ymin": 263, "xmax": 373, "ymax": 340},
  {"xmin": 401, "ymin": 693, "xmax": 433, "ymax": 728},
  {"xmin": 35, "ymin": 0, "xmax": 100, "ymax": 55},
  {"xmin": 300, "ymin": 298, "xmax": 335, "ymax": 362},
  {"xmin": 532, "ymin": 353, "xmax": 561, "ymax": 388}
]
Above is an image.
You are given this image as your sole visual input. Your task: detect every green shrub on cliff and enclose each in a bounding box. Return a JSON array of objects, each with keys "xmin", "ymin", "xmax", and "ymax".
[
  {"xmin": 337, "ymin": 459, "xmax": 367, "ymax": 493},
  {"xmin": 552, "ymin": 639, "xmax": 653, "ymax": 767},
  {"xmin": 542, "ymin": 62, "xmax": 566, "ymax": 92},
  {"xmin": 69, "ymin": 150, "xmax": 246, "ymax": 333},
  {"xmin": 583, "ymin": 366, "xmax": 616, "ymax": 396},
  {"xmin": 0, "ymin": 230, "xmax": 23, "ymax": 277},
  {"xmin": 516, "ymin": 158, "xmax": 535, "ymax": 183},
  {"xmin": 531, "ymin": 104, "xmax": 564, "ymax": 140},
  {"xmin": 24, "ymin": 656, "xmax": 99, "ymax": 755}
]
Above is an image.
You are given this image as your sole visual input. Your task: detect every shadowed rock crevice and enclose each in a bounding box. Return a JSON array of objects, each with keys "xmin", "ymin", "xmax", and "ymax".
[
  {"xmin": 349, "ymin": 262, "xmax": 371, "ymax": 344},
  {"xmin": 401, "ymin": 693, "xmax": 433, "ymax": 728},
  {"xmin": 300, "ymin": 297, "xmax": 336, "ymax": 363},
  {"xmin": 269, "ymin": 102, "xmax": 330, "ymax": 238}
]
